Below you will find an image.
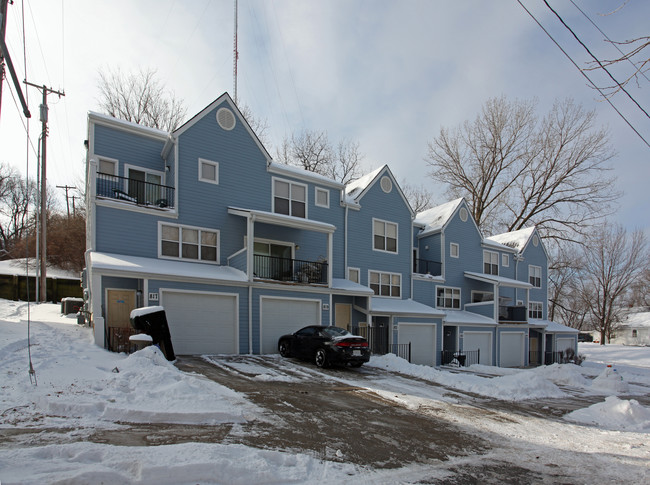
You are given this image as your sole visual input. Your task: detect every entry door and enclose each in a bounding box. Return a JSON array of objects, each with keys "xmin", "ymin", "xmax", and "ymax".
[
  {"xmin": 106, "ymin": 289, "xmax": 136, "ymax": 328},
  {"xmin": 335, "ymin": 303, "xmax": 352, "ymax": 330}
]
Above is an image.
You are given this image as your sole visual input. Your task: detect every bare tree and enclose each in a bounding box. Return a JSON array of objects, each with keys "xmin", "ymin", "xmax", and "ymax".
[
  {"xmin": 0, "ymin": 164, "xmax": 36, "ymax": 258},
  {"xmin": 426, "ymin": 97, "xmax": 618, "ymax": 241},
  {"xmin": 97, "ymin": 67, "xmax": 187, "ymax": 131},
  {"xmin": 548, "ymin": 242, "xmax": 588, "ymax": 329},
  {"xmin": 578, "ymin": 224, "xmax": 647, "ymax": 344},
  {"xmin": 239, "ymin": 104, "xmax": 270, "ymax": 148},
  {"xmin": 276, "ymin": 129, "xmax": 362, "ymax": 184},
  {"xmin": 401, "ymin": 181, "xmax": 436, "ymax": 213}
]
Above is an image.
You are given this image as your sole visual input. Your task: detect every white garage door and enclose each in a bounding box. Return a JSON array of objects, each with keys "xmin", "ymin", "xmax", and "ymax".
[
  {"xmin": 162, "ymin": 291, "xmax": 237, "ymax": 355},
  {"xmin": 399, "ymin": 324, "xmax": 436, "ymax": 366},
  {"xmin": 463, "ymin": 331, "xmax": 492, "ymax": 365},
  {"xmin": 500, "ymin": 332, "xmax": 525, "ymax": 368},
  {"xmin": 556, "ymin": 337, "xmax": 575, "ymax": 352},
  {"xmin": 261, "ymin": 298, "xmax": 320, "ymax": 354}
]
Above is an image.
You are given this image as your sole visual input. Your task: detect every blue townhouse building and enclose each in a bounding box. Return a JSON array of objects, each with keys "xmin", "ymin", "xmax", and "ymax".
[{"xmin": 83, "ymin": 92, "xmax": 576, "ymax": 366}]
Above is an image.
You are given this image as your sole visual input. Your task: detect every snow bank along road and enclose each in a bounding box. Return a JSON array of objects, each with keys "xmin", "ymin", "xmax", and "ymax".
[{"xmin": 171, "ymin": 354, "xmax": 650, "ymax": 483}]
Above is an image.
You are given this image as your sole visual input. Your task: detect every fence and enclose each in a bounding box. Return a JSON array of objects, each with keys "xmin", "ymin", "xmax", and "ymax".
[
  {"xmin": 441, "ymin": 349, "xmax": 480, "ymax": 367},
  {"xmin": 107, "ymin": 326, "xmax": 138, "ymax": 353},
  {"xmin": 0, "ymin": 273, "xmax": 82, "ymax": 302},
  {"xmin": 253, "ymin": 254, "xmax": 327, "ymax": 284},
  {"xmin": 350, "ymin": 325, "xmax": 411, "ymax": 363}
]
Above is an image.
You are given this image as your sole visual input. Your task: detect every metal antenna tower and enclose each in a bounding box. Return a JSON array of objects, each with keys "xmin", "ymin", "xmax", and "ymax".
[{"xmin": 233, "ymin": 0, "xmax": 238, "ymax": 104}]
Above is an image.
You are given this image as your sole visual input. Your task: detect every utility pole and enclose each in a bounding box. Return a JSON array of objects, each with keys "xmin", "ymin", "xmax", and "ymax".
[
  {"xmin": 0, "ymin": 0, "xmax": 8, "ymax": 120},
  {"xmin": 25, "ymin": 81, "xmax": 64, "ymax": 302},
  {"xmin": 57, "ymin": 184, "xmax": 76, "ymax": 218}
]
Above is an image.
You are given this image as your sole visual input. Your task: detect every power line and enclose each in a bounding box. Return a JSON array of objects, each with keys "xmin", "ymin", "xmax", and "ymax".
[
  {"xmin": 542, "ymin": 0, "xmax": 649, "ymax": 120},
  {"xmin": 516, "ymin": 0, "xmax": 650, "ymax": 149},
  {"xmin": 569, "ymin": 0, "xmax": 650, "ymax": 85}
]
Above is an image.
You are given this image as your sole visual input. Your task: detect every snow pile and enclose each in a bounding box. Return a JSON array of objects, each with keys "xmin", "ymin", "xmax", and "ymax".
[
  {"xmin": 368, "ymin": 354, "xmax": 566, "ymax": 401},
  {"xmin": 591, "ymin": 366, "xmax": 630, "ymax": 394},
  {"xmin": 0, "ymin": 303, "xmax": 260, "ymax": 428},
  {"xmin": 565, "ymin": 396, "xmax": 650, "ymax": 431},
  {"xmin": 530, "ymin": 363, "xmax": 591, "ymax": 387}
]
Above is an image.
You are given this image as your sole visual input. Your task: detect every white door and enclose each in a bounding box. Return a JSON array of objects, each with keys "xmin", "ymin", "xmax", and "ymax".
[
  {"xmin": 556, "ymin": 337, "xmax": 575, "ymax": 353},
  {"xmin": 162, "ymin": 291, "xmax": 237, "ymax": 355},
  {"xmin": 261, "ymin": 297, "xmax": 320, "ymax": 354},
  {"xmin": 499, "ymin": 332, "xmax": 525, "ymax": 368},
  {"xmin": 463, "ymin": 331, "xmax": 493, "ymax": 365},
  {"xmin": 399, "ymin": 324, "xmax": 436, "ymax": 366}
]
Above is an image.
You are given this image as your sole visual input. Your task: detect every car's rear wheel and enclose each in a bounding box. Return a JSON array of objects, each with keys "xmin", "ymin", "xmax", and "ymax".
[
  {"xmin": 278, "ymin": 341, "xmax": 290, "ymax": 357},
  {"xmin": 315, "ymin": 348, "xmax": 329, "ymax": 368}
]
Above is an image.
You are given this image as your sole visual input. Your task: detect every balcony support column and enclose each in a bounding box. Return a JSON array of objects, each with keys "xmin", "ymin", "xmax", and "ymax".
[{"xmin": 327, "ymin": 232, "xmax": 333, "ymax": 288}]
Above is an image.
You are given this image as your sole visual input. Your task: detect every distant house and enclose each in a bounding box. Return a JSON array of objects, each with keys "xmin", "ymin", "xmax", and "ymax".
[
  {"xmin": 82, "ymin": 92, "xmax": 577, "ymax": 366},
  {"xmin": 609, "ymin": 311, "xmax": 650, "ymax": 346}
]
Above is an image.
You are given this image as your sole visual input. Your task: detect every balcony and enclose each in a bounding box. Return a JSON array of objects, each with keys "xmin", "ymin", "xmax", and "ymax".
[
  {"xmin": 96, "ymin": 172, "xmax": 175, "ymax": 209},
  {"xmin": 253, "ymin": 254, "xmax": 327, "ymax": 285},
  {"xmin": 498, "ymin": 305, "xmax": 527, "ymax": 323},
  {"xmin": 413, "ymin": 258, "xmax": 442, "ymax": 276}
]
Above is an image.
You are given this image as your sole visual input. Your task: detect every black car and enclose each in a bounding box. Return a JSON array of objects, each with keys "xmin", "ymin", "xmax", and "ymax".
[{"xmin": 278, "ymin": 325, "xmax": 370, "ymax": 368}]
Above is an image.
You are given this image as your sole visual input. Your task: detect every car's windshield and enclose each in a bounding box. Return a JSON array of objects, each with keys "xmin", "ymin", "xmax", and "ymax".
[{"xmin": 322, "ymin": 327, "xmax": 351, "ymax": 338}]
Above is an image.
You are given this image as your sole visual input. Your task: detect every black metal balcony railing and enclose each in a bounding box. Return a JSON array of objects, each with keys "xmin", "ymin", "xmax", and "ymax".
[
  {"xmin": 441, "ymin": 349, "xmax": 480, "ymax": 367},
  {"xmin": 253, "ymin": 254, "xmax": 327, "ymax": 284},
  {"xmin": 414, "ymin": 258, "xmax": 442, "ymax": 276},
  {"xmin": 96, "ymin": 172, "xmax": 175, "ymax": 209},
  {"xmin": 498, "ymin": 305, "xmax": 527, "ymax": 322}
]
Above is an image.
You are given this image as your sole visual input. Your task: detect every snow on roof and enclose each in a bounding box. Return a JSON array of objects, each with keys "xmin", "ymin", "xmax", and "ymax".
[
  {"xmin": 414, "ymin": 198, "xmax": 464, "ymax": 235},
  {"xmin": 331, "ymin": 278, "xmax": 375, "ymax": 295},
  {"xmin": 130, "ymin": 306, "xmax": 165, "ymax": 319},
  {"xmin": 443, "ymin": 310, "xmax": 496, "ymax": 326},
  {"xmin": 535, "ymin": 320, "xmax": 579, "ymax": 334},
  {"xmin": 344, "ymin": 165, "xmax": 385, "ymax": 200},
  {"xmin": 487, "ymin": 226, "xmax": 536, "ymax": 252},
  {"xmin": 89, "ymin": 252, "xmax": 248, "ymax": 283},
  {"xmin": 268, "ymin": 161, "xmax": 343, "ymax": 188},
  {"xmin": 0, "ymin": 258, "xmax": 79, "ymax": 280},
  {"xmin": 88, "ymin": 111, "xmax": 170, "ymax": 139},
  {"xmin": 621, "ymin": 311, "xmax": 650, "ymax": 328},
  {"xmin": 370, "ymin": 297, "xmax": 445, "ymax": 317},
  {"xmin": 465, "ymin": 271, "xmax": 533, "ymax": 289}
]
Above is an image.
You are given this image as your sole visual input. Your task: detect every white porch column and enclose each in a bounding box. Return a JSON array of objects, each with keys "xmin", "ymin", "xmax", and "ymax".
[{"xmin": 327, "ymin": 231, "xmax": 333, "ymax": 287}]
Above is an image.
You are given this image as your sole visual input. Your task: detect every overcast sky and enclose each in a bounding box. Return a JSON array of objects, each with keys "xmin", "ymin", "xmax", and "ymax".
[{"xmin": 1, "ymin": 0, "xmax": 648, "ymax": 236}]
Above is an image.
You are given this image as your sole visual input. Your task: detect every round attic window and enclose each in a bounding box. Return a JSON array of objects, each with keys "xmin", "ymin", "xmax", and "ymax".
[
  {"xmin": 533, "ymin": 235, "xmax": 539, "ymax": 247},
  {"xmin": 380, "ymin": 176, "xmax": 393, "ymax": 193},
  {"xmin": 216, "ymin": 107, "xmax": 236, "ymax": 131},
  {"xmin": 459, "ymin": 207, "xmax": 468, "ymax": 222}
]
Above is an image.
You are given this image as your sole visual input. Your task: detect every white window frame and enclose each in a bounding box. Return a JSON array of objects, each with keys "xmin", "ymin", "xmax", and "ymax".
[
  {"xmin": 483, "ymin": 250, "xmax": 499, "ymax": 276},
  {"xmin": 369, "ymin": 270, "xmax": 401, "ymax": 298},
  {"xmin": 528, "ymin": 301, "xmax": 543, "ymax": 320},
  {"xmin": 450, "ymin": 242, "xmax": 460, "ymax": 258},
  {"xmin": 529, "ymin": 265, "xmax": 542, "ymax": 288},
  {"xmin": 315, "ymin": 187, "xmax": 330, "ymax": 208},
  {"xmin": 347, "ymin": 267, "xmax": 360, "ymax": 284},
  {"xmin": 502, "ymin": 253, "xmax": 509, "ymax": 267},
  {"xmin": 372, "ymin": 218, "xmax": 398, "ymax": 254},
  {"xmin": 437, "ymin": 286, "xmax": 461, "ymax": 309},
  {"xmin": 159, "ymin": 222, "xmax": 220, "ymax": 264},
  {"xmin": 98, "ymin": 157, "xmax": 118, "ymax": 175},
  {"xmin": 198, "ymin": 158, "xmax": 219, "ymax": 185},
  {"xmin": 272, "ymin": 177, "xmax": 307, "ymax": 218}
]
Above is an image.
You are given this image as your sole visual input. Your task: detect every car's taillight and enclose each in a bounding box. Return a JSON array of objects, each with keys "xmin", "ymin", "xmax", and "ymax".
[{"xmin": 335, "ymin": 341, "xmax": 368, "ymax": 348}]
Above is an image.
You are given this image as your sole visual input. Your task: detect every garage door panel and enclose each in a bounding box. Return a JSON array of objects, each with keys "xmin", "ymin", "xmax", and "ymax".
[
  {"xmin": 261, "ymin": 298, "xmax": 320, "ymax": 354},
  {"xmin": 400, "ymin": 324, "xmax": 436, "ymax": 366},
  {"xmin": 500, "ymin": 332, "xmax": 525, "ymax": 368},
  {"xmin": 556, "ymin": 337, "xmax": 574, "ymax": 352},
  {"xmin": 463, "ymin": 332, "xmax": 492, "ymax": 365},
  {"xmin": 163, "ymin": 292, "xmax": 237, "ymax": 355}
]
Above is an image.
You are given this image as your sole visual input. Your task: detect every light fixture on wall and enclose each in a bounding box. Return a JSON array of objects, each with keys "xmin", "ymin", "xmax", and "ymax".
[{"xmin": 165, "ymin": 165, "xmax": 171, "ymax": 172}]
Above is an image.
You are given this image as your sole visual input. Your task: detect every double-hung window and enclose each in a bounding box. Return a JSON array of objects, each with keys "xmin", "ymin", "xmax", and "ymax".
[
  {"xmin": 437, "ymin": 286, "xmax": 461, "ymax": 309},
  {"xmin": 529, "ymin": 265, "xmax": 542, "ymax": 288},
  {"xmin": 483, "ymin": 250, "xmax": 499, "ymax": 275},
  {"xmin": 160, "ymin": 223, "xmax": 218, "ymax": 263},
  {"xmin": 274, "ymin": 178, "xmax": 306, "ymax": 218},
  {"xmin": 369, "ymin": 271, "xmax": 401, "ymax": 297},
  {"xmin": 528, "ymin": 301, "xmax": 543, "ymax": 319},
  {"xmin": 373, "ymin": 219, "xmax": 398, "ymax": 253}
]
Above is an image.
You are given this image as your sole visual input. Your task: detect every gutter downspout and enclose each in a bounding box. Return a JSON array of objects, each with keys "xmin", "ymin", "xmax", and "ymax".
[{"xmin": 247, "ymin": 214, "xmax": 255, "ymax": 354}]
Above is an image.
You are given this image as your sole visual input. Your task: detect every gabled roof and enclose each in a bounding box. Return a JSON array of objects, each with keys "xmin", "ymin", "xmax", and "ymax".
[
  {"xmin": 487, "ymin": 226, "xmax": 536, "ymax": 253},
  {"xmin": 414, "ymin": 198, "xmax": 481, "ymax": 238},
  {"xmin": 173, "ymin": 92, "xmax": 273, "ymax": 163},
  {"xmin": 344, "ymin": 165, "xmax": 414, "ymax": 217}
]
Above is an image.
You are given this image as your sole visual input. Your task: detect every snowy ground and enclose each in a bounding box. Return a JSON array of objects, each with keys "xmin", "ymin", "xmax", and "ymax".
[{"xmin": 1, "ymin": 300, "xmax": 649, "ymax": 484}]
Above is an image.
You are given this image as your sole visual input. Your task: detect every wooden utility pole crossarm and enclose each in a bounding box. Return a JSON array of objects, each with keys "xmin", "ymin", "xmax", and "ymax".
[{"xmin": 24, "ymin": 81, "xmax": 65, "ymax": 302}]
